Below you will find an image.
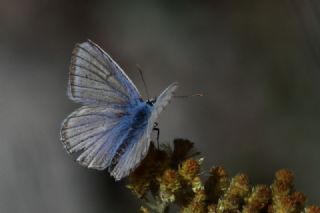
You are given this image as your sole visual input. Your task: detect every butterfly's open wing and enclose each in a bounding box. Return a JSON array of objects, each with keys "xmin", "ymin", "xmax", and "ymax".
[
  {"xmin": 61, "ymin": 40, "xmax": 142, "ymax": 170},
  {"xmin": 110, "ymin": 82, "xmax": 179, "ymax": 180},
  {"xmin": 68, "ymin": 40, "xmax": 141, "ymax": 105},
  {"xmin": 61, "ymin": 105, "xmax": 132, "ymax": 170}
]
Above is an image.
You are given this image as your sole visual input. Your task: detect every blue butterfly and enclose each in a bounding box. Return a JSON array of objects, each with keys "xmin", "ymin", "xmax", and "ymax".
[{"xmin": 60, "ymin": 40, "xmax": 178, "ymax": 180}]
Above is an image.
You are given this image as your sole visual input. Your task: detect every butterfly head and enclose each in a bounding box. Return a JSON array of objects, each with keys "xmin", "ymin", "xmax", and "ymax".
[{"xmin": 146, "ymin": 98, "xmax": 156, "ymax": 106}]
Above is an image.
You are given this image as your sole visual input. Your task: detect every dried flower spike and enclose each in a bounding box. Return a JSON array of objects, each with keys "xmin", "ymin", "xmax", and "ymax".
[
  {"xmin": 158, "ymin": 169, "xmax": 181, "ymax": 203},
  {"xmin": 243, "ymin": 185, "xmax": 271, "ymax": 213},
  {"xmin": 216, "ymin": 174, "xmax": 250, "ymax": 212},
  {"xmin": 179, "ymin": 159, "xmax": 200, "ymax": 182},
  {"xmin": 125, "ymin": 139, "xmax": 319, "ymax": 213}
]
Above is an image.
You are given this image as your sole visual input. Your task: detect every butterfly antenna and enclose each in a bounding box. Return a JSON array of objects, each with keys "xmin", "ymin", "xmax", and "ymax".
[
  {"xmin": 136, "ymin": 64, "xmax": 150, "ymax": 100},
  {"xmin": 174, "ymin": 93, "xmax": 204, "ymax": 98}
]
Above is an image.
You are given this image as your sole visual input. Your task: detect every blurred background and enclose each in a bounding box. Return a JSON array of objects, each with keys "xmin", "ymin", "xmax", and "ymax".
[{"xmin": 1, "ymin": 0, "xmax": 320, "ymax": 212}]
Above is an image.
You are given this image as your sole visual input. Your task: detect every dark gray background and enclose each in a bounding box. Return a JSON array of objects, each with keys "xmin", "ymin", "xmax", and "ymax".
[{"xmin": 0, "ymin": 0, "xmax": 319, "ymax": 212}]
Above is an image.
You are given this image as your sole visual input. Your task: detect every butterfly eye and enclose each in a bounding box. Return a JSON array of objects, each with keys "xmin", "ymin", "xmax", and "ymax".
[
  {"xmin": 146, "ymin": 100, "xmax": 154, "ymax": 106},
  {"xmin": 147, "ymin": 98, "xmax": 157, "ymax": 106}
]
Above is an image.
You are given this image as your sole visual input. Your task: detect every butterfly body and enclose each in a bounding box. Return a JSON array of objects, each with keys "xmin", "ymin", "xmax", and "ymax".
[
  {"xmin": 130, "ymin": 101, "xmax": 153, "ymax": 129},
  {"xmin": 61, "ymin": 40, "xmax": 178, "ymax": 180},
  {"xmin": 108, "ymin": 101, "xmax": 152, "ymax": 162}
]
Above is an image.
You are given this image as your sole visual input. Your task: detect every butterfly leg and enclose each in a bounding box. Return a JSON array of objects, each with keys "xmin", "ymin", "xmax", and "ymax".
[{"xmin": 153, "ymin": 122, "xmax": 160, "ymax": 149}]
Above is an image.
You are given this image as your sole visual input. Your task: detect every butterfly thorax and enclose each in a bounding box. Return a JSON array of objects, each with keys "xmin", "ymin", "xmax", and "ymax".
[{"xmin": 130, "ymin": 102, "xmax": 153, "ymax": 130}]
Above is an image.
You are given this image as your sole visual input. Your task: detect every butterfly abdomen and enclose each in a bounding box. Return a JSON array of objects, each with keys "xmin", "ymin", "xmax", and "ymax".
[{"xmin": 108, "ymin": 103, "xmax": 152, "ymax": 173}]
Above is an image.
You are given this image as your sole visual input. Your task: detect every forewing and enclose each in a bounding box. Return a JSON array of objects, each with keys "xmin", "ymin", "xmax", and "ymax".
[
  {"xmin": 60, "ymin": 105, "xmax": 128, "ymax": 170},
  {"xmin": 150, "ymin": 82, "xmax": 179, "ymax": 124},
  {"xmin": 110, "ymin": 82, "xmax": 179, "ymax": 180},
  {"xmin": 68, "ymin": 40, "xmax": 141, "ymax": 105}
]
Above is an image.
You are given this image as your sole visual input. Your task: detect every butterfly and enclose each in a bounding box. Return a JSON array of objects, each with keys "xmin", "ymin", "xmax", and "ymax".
[{"xmin": 60, "ymin": 40, "xmax": 178, "ymax": 181}]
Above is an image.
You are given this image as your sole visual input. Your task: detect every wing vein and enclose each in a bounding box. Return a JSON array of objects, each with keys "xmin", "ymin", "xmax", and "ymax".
[
  {"xmin": 70, "ymin": 83, "xmax": 123, "ymax": 95},
  {"xmin": 68, "ymin": 113, "xmax": 119, "ymax": 120},
  {"xmin": 70, "ymin": 131, "xmax": 105, "ymax": 147},
  {"xmin": 71, "ymin": 130, "xmax": 108, "ymax": 154},
  {"xmin": 70, "ymin": 63, "xmax": 130, "ymax": 99},
  {"xmin": 70, "ymin": 63, "xmax": 107, "ymax": 82},
  {"xmin": 71, "ymin": 53, "xmax": 111, "ymax": 78},
  {"xmin": 62, "ymin": 120, "xmax": 103, "ymax": 130},
  {"xmin": 75, "ymin": 45, "xmax": 110, "ymax": 73},
  {"xmin": 69, "ymin": 73, "xmax": 106, "ymax": 85},
  {"xmin": 62, "ymin": 125, "xmax": 103, "ymax": 140},
  {"xmin": 74, "ymin": 45, "xmax": 133, "ymax": 98}
]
